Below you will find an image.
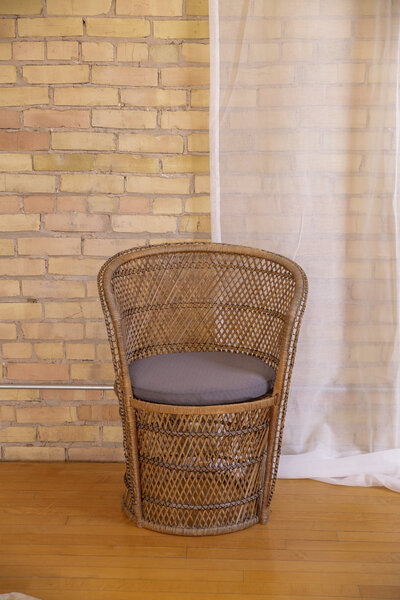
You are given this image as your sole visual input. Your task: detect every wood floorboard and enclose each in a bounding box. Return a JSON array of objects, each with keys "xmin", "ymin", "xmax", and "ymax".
[{"xmin": 0, "ymin": 462, "xmax": 399, "ymax": 600}]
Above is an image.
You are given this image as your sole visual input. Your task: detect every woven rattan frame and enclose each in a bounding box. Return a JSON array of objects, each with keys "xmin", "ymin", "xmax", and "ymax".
[{"xmin": 98, "ymin": 243, "xmax": 308, "ymax": 536}]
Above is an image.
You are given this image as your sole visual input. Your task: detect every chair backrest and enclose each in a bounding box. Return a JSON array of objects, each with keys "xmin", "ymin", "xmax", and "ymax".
[{"xmin": 98, "ymin": 243, "xmax": 307, "ymax": 375}]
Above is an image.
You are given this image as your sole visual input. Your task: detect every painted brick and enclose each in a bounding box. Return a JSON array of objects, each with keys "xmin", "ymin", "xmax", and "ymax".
[
  {"xmin": 92, "ymin": 109, "xmax": 156, "ymax": 129},
  {"xmin": 18, "ymin": 18, "xmax": 83, "ymax": 37},
  {"xmin": 53, "ymin": 86, "xmax": 118, "ymax": 106},
  {"xmin": 24, "ymin": 108, "xmax": 90, "ymax": 129},
  {"xmin": 92, "ymin": 66, "xmax": 157, "ymax": 86},
  {"xmin": 47, "ymin": 0, "xmax": 112, "ymax": 15},
  {"xmin": 86, "ymin": 18, "xmax": 150, "ymax": 38}
]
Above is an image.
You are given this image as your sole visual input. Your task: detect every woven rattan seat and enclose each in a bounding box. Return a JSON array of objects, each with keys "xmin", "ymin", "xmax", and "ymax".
[{"xmin": 98, "ymin": 243, "xmax": 307, "ymax": 536}]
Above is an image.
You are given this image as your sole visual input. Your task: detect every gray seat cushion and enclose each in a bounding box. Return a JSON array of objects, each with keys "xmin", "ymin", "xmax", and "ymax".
[{"xmin": 129, "ymin": 351, "xmax": 276, "ymax": 406}]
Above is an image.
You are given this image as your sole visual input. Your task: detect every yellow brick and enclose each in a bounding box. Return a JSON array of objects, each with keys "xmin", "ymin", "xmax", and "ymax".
[
  {"xmin": 119, "ymin": 133, "xmax": 183, "ymax": 153},
  {"xmin": 121, "ymin": 87, "xmax": 186, "ymax": 107},
  {"xmin": 60, "ymin": 173, "xmax": 123, "ymax": 194},
  {"xmin": 2, "ymin": 342, "xmax": 32, "ymax": 359},
  {"xmin": 0, "ymin": 239, "xmax": 14, "ymax": 256},
  {"xmin": 39, "ymin": 425, "xmax": 99, "ymax": 442},
  {"xmin": 47, "ymin": 41, "xmax": 79, "ymax": 60},
  {"xmin": 22, "ymin": 321, "xmax": 83, "ymax": 340},
  {"xmin": 92, "ymin": 109, "xmax": 156, "ymax": 129},
  {"xmin": 0, "ymin": 405, "xmax": 15, "ymax": 420},
  {"xmin": 34, "ymin": 154, "xmax": 94, "ymax": 172},
  {"xmin": 182, "ymin": 43, "xmax": 209, "ymax": 63},
  {"xmin": 18, "ymin": 17, "xmax": 83, "ymax": 37},
  {"xmin": 0, "ymin": 302, "xmax": 41, "ymax": 319},
  {"xmin": 0, "ymin": 257, "xmax": 44, "ymax": 276},
  {"xmin": 17, "ymin": 406, "xmax": 76, "ymax": 423},
  {"xmin": 126, "ymin": 176, "xmax": 190, "ymax": 195},
  {"xmin": 0, "ymin": 86, "xmax": 48, "ymax": 106},
  {"xmin": 66, "ymin": 343, "xmax": 95, "ymax": 360},
  {"xmin": 191, "ymin": 89, "xmax": 209, "ymax": 107},
  {"xmin": 83, "ymin": 238, "xmax": 145, "ymax": 256},
  {"xmin": 0, "ymin": 214, "xmax": 39, "ymax": 231},
  {"xmin": 13, "ymin": 41, "xmax": 43, "ymax": 60},
  {"xmin": 4, "ymin": 447, "xmax": 65, "ymax": 461},
  {"xmin": 86, "ymin": 18, "xmax": 150, "ymax": 38},
  {"xmin": 34, "ymin": 342, "xmax": 64, "ymax": 360},
  {"xmin": 0, "ymin": 323, "xmax": 17, "ymax": 339},
  {"xmin": 195, "ymin": 175, "xmax": 209, "ymax": 193},
  {"xmin": 53, "ymin": 86, "xmax": 118, "ymax": 106},
  {"xmin": 254, "ymin": 0, "xmax": 319, "ymax": 16},
  {"xmin": 96, "ymin": 343, "xmax": 111, "ymax": 360},
  {"xmin": 0, "ymin": 19, "xmax": 15, "ymax": 38},
  {"xmin": 52, "ymin": 132, "xmax": 115, "ymax": 151},
  {"xmin": 0, "ymin": 66, "xmax": 16, "ymax": 83},
  {"xmin": 70, "ymin": 362, "xmax": 114, "ymax": 380},
  {"xmin": 18, "ymin": 237, "xmax": 81, "ymax": 256},
  {"xmin": 82, "ymin": 41, "xmax": 114, "ymax": 62},
  {"xmin": 3, "ymin": 174, "xmax": 56, "ymax": 193},
  {"xmin": 285, "ymin": 19, "xmax": 351, "ymax": 38},
  {"xmin": 281, "ymin": 42, "xmax": 313, "ymax": 61},
  {"xmin": 116, "ymin": 0, "xmax": 182, "ymax": 15},
  {"xmin": 149, "ymin": 44, "xmax": 179, "ymax": 63},
  {"xmin": 68, "ymin": 447, "xmax": 124, "ymax": 461},
  {"xmin": 179, "ymin": 215, "xmax": 210, "ymax": 233},
  {"xmin": 154, "ymin": 20, "xmax": 209, "ymax": 39},
  {"xmin": 47, "ymin": 0, "xmax": 112, "ymax": 15},
  {"xmin": 92, "ymin": 65, "xmax": 157, "ymax": 86},
  {"xmin": 87, "ymin": 196, "xmax": 117, "ymax": 212},
  {"xmin": 0, "ymin": 426, "xmax": 36, "ymax": 442},
  {"xmin": 185, "ymin": 195, "xmax": 210, "ymax": 213},
  {"xmin": 45, "ymin": 213, "xmax": 108, "ymax": 232},
  {"xmin": 162, "ymin": 66, "xmax": 209, "ymax": 86},
  {"xmin": 153, "ymin": 197, "xmax": 181, "ymax": 214},
  {"xmin": 0, "ymin": 154, "xmax": 31, "ymax": 172},
  {"xmin": 188, "ymin": 133, "xmax": 209, "ymax": 152},
  {"xmin": 96, "ymin": 153, "xmax": 158, "ymax": 173},
  {"xmin": 44, "ymin": 301, "xmax": 82, "ymax": 319},
  {"xmin": 48, "ymin": 257, "xmax": 103, "ymax": 277},
  {"xmin": 117, "ymin": 42, "xmax": 148, "ymax": 62},
  {"xmin": 103, "ymin": 426, "xmax": 123, "ymax": 443},
  {"xmin": 163, "ymin": 155, "xmax": 209, "ymax": 173},
  {"xmin": 0, "ymin": 44, "xmax": 12, "ymax": 60},
  {"xmin": 186, "ymin": 0, "xmax": 208, "ymax": 15},
  {"xmin": 0, "ymin": 388, "xmax": 38, "ymax": 401},
  {"xmin": 23, "ymin": 65, "xmax": 88, "ymax": 84},
  {"xmin": 161, "ymin": 110, "xmax": 209, "ymax": 130},
  {"xmin": 112, "ymin": 214, "xmax": 176, "ymax": 233},
  {"xmin": 0, "ymin": 0, "xmax": 43, "ymax": 14}
]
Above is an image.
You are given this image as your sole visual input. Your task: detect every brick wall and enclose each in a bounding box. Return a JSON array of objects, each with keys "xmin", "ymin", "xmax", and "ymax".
[{"xmin": 0, "ymin": 0, "xmax": 210, "ymax": 460}]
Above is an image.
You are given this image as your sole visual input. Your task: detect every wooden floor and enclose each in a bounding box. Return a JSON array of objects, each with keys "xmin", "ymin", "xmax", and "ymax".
[{"xmin": 0, "ymin": 463, "xmax": 399, "ymax": 600}]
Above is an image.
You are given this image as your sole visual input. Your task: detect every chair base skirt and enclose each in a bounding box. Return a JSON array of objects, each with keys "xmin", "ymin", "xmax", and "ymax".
[{"xmin": 122, "ymin": 488, "xmax": 264, "ymax": 536}]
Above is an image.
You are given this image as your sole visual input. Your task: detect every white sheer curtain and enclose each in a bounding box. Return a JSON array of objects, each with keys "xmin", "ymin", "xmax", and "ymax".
[{"xmin": 210, "ymin": 0, "xmax": 400, "ymax": 491}]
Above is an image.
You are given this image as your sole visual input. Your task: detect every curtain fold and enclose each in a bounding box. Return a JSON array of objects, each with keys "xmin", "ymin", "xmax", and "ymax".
[{"xmin": 210, "ymin": 0, "xmax": 400, "ymax": 491}]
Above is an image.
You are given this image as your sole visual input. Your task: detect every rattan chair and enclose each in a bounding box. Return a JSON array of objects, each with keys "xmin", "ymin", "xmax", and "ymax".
[{"xmin": 98, "ymin": 243, "xmax": 307, "ymax": 536}]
